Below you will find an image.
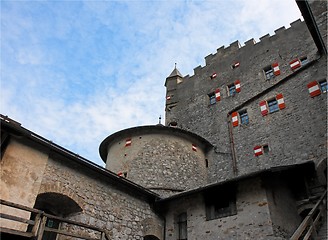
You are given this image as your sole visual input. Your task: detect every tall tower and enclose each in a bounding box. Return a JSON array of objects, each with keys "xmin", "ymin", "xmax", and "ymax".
[{"xmin": 164, "ymin": 65, "xmax": 183, "ymax": 127}]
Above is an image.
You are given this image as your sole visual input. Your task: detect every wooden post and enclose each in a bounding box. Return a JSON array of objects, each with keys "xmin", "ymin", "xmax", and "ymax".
[
  {"xmin": 31, "ymin": 213, "xmax": 41, "ymax": 237},
  {"xmin": 37, "ymin": 215, "xmax": 47, "ymax": 240}
]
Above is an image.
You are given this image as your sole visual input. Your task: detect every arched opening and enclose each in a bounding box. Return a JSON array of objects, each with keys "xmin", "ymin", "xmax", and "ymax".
[
  {"xmin": 144, "ymin": 235, "xmax": 160, "ymax": 240},
  {"xmin": 30, "ymin": 192, "xmax": 82, "ymax": 240},
  {"xmin": 168, "ymin": 121, "xmax": 178, "ymax": 127}
]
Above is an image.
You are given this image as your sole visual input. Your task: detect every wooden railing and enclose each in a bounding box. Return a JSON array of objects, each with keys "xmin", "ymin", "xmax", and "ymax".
[
  {"xmin": 0, "ymin": 199, "xmax": 110, "ymax": 240},
  {"xmin": 290, "ymin": 190, "xmax": 327, "ymax": 240}
]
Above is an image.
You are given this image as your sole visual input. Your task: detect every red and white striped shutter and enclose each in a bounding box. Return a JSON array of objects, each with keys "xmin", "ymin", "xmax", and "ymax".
[
  {"xmin": 254, "ymin": 146, "xmax": 263, "ymax": 156},
  {"xmin": 272, "ymin": 63, "xmax": 281, "ymax": 76},
  {"xmin": 192, "ymin": 144, "xmax": 197, "ymax": 151},
  {"xmin": 125, "ymin": 138, "xmax": 132, "ymax": 147},
  {"xmin": 215, "ymin": 89, "xmax": 220, "ymax": 101},
  {"xmin": 289, "ymin": 59, "xmax": 301, "ymax": 70},
  {"xmin": 231, "ymin": 112, "xmax": 239, "ymax": 127},
  {"xmin": 211, "ymin": 73, "xmax": 217, "ymax": 79},
  {"xmin": 235, "ymin": 80, "xmax": 241, "ymax": 92},
  {"xmin": 276, "ymin": 93, "xmax": 286, "ymax": 109},
  {"xmin": 259, "ymin": 101, "xmax": 268, "ymax": 116},
  {"xmin": 307, "ymin": 81, "xmax": 321, "ymax": 97}
]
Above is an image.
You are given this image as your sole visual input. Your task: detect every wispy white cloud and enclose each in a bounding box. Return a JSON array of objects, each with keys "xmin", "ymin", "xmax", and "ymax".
[{"xmin": 1, "ymin": 0, "xmax": 302, "ymax": 166}]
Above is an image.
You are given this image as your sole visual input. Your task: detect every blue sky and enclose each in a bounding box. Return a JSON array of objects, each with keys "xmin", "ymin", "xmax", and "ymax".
[{"xmin": 1, "ymin": 0, "xmax": 302, "ymax": 167}]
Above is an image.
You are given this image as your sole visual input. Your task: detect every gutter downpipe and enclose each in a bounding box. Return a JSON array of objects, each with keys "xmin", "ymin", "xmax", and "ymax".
[{"xmin": 227, "ymin": 116, "xmax": 238, "ymax": 176}]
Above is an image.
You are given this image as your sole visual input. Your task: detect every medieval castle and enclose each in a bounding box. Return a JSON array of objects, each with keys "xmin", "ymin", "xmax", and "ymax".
[{"xmin": 0, "ymin": 0, "xmax": 327, "ymax": 239}]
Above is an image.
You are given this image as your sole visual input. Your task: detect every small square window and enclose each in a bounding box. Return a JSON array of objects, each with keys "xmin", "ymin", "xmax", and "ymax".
[
  {"xmin": 205, "ymin": 185, "xmax": 237, "ymax": 220},
  {"xmin": 208, "ymin": 92, "xmax": 216, "ymax": 105},
  {"xmin": 300, "ymin": 56, "xmax": 308, "ymax": 66},
  {"xmin": 268, "ymin": 99, "xmax": 279, "ymax": 113},
  {"xmin": 263, "ymin": 144, "xmax": 270, "ymax": 153},
  {"xmin": 239, "ymin": 110, "xmax": 249, "ymax": 125},
  {"xmin": 228, "ymin": 84, "xmax": 236, "ymax": 96},
  {"xmin": 263, "ymin": 66, "xmax": 274, "ymax": 80},
  {"xmin": 231, "ymin": 62, "xmax": 240, "ymax": 69},
  {"xmin": 319, "ymin": 80, "xmax": 327, "ymax": 93}
]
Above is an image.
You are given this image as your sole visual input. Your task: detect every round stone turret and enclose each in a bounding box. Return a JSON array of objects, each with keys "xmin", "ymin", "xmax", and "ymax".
[{"xmin": 99, "ymin": 125, "xmax": 213, "ymax": 197}]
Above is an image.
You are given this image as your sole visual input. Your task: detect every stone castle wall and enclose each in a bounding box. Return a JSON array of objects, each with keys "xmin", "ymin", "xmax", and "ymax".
[
  {"xmin": 101, "ymin": 126, "xmax": 212, "ymax": 198},
  {"xmin": 165, "ymin": 19, "xmax": 327, "ymax": 182},
  {"xmin": 39, "ymin": 153, "xmax": 163, "ymax": 239}
]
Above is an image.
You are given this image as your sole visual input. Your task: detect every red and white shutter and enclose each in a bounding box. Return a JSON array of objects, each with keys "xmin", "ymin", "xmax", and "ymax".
[
  {"xmin": 276, "ymin": 93, "xmax": 286, "ymax": 109},
  {"xmin": 307, "ymin": 81, "xmax": 321, "ymax": 97},
  {"xmin": 215, "ymin": 89, "xmax": 220, "ymax": 101},
  {"xmin": 235, "ymin": 80, "xmax": 241, "ymax": 92},
  {"xmin": 233, "ymin": 62, "xmax": 240, "ymax": 68},
  {"xmin": 211, "ymin": 73, "xmax": 217, "ymax": 79},
  {"xmin": 290, "ymin": 59, "xmax": 301, "ymax": 70},
  {"xmin": 231, "ymin": 112, "xmax": 239, "ymax": 127},
  {"xmin": 125, "ymin": 138, "xmax": 132, "ymax": 147},
  {"xmin": 272, "ymin": 63, "xmax": 281, "ymax": 76},
  {"xmin": 254, "ymin": 146, "xmax": 263, "ymax": 156},
  {"xmin": 192, "ymin": 144, "xmax": 197, "ymax": 151},
  {"xmin": 259, "ymin": 101, "xmax": 268, "ymax": 116}
]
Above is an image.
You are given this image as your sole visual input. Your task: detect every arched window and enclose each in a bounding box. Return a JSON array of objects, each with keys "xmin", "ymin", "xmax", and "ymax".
[{"xmin": 30, "ymin": 192, "xmax": 82, "ymax": 240}]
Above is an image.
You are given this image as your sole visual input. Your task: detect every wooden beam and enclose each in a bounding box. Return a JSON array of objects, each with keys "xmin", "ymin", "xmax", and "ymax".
[
  {"xmin": 0, "ymin": 213, "xmax": 35, "ymax": 225},
  {"xmin": 0, "ymin": 227, "xmax": 33, "ymax": 238}
]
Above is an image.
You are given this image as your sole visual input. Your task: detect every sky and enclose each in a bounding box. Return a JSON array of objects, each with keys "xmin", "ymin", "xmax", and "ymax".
[{"xmin": 1, "ymin": 0, "xmax": 302, "ymax": 167}]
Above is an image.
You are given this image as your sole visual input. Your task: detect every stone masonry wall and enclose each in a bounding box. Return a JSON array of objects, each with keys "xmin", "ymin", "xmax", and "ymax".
[
  {"xmin": 0, "ymin": 139, "xmax": 48, "ymax": 231},
  {"xmin": 165, "ymin": 19, "xmax": 326, "ymax": 182},
  {"xmin": 39, "ymin": 154, "xmax": 163, "ymax": 240},
  {"xmin": 232, "ymin": 57, "xmax": 327, "ymax": 175},
  {"xmin": 105, "ymin": 132, "xmax": 208, "ymax": 197},
  {"xmin": 163, "ymin": 177, "xmax": 283, "ymax": 240}
]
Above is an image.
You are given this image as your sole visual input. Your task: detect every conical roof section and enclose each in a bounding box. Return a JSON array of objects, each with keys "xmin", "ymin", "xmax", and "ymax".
[{"xmin": 167, "ymin": 66, "xmax": 183, "ymax": 79}]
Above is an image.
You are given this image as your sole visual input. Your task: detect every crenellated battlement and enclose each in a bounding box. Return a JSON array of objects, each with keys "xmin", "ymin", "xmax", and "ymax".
[{"xmin": 185, "ymin": 19, "xmax": 305, "ymax": 79}]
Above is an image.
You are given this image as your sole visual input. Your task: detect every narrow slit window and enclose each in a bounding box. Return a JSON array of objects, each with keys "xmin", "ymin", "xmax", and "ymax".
[{"xmin": 177, "ymin": 213, "xmax": 187, "ymax": 240}]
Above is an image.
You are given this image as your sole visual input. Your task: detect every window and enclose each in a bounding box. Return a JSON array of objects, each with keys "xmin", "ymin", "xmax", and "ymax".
[
  {"xmin": 227, "ymin": 80, "xmax": 241, "ymax": 96},
  {"xmin": 177, "ymin": 213, "xmax": 187, "ymax": 240},
  {"xmin": 263, "ymin": 144, "xmax": 270, "ymax": 153},
  {"xmin": 263, "ymin": 65, "xmax": 274, "ymax": 80},
  {"xmin": 228, "ymin": 84, "xmax": 236, "ymax": 96},
  {"xmin": 319, "ymin": 80, "xmax": 327, "ymax": 93},
  {"xmin": 205, "ymin": 185, "xmax": 237, "ymax": 220},
  {"xmin": 208, "ymin": 92, "xmax": 216, "ymax": 105},
  {"xmin": 231, "ymin": 62, "xmax": 240, "ymax": 69},
  {"xmin": 300, "ymin": 56, "xmax": 308, "ymax": 66},
  {"xmin": 169, "ymin": 121, "xmax": 178, "ymax": 127},
  {"xmin": 260, "ymin": 94, "xmax": 285, "ymax": 116},
  {"xmin": 268, "ymin": 98, "xmax": 279, "ymax": 113},
  {"xmin": 239, "ymin": 110, "xmax": 249, "ymax": 125},
  {"xmin": 254, "ymin": 144, "xmax": 270, "ymax": 156}
]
